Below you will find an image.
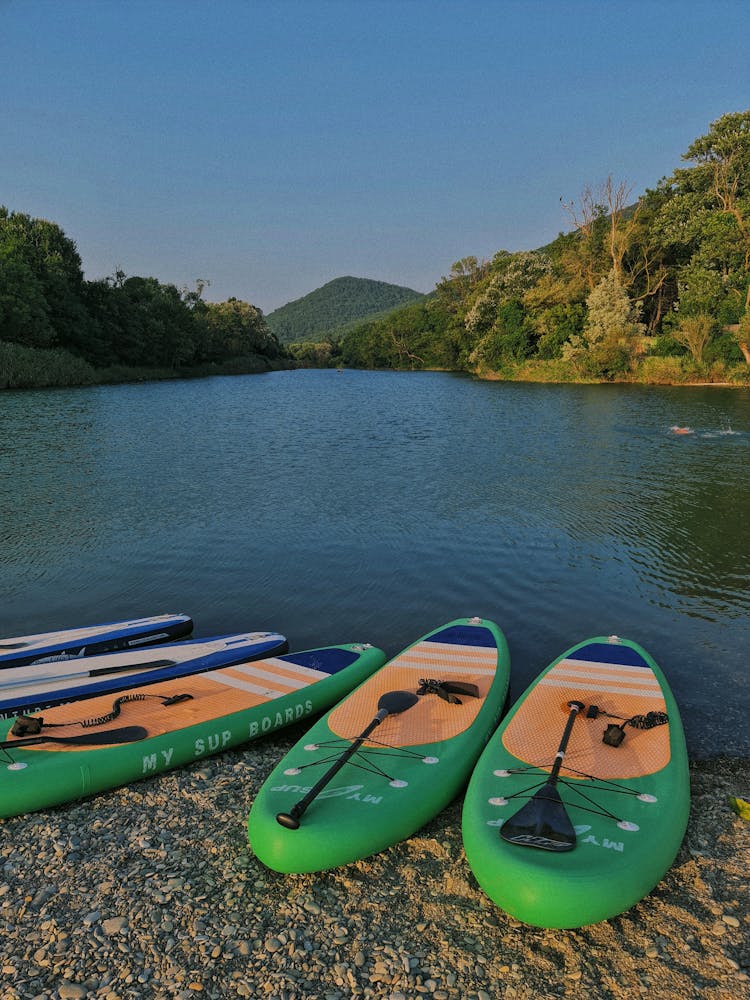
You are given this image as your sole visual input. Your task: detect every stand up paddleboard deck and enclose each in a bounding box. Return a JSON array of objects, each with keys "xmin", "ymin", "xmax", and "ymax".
[
  {"xmin": 0, "ymin": 632, "xmax": 288, "ymax": 719},
  {"xmin": 0, "ymin": 614, "xmax": 194, "ymax": 669},
  {"xmin": 248, "ymin": 618, "xmax": 510, "ymax": 873},
  {"xmin": 0, "ymin": 643, "xmax": 386, "ymax": 818},
  {"xmin": 462, "ymin": 636, "xmax": 690, "ymax": 929}
]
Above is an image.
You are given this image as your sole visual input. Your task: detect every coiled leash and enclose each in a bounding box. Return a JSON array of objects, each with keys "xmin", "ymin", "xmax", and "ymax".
[
  {"xmin": 10, "ymin": 692, "xmax": 193, "ymax": 736},
  {"xmin": 584, "ymin": 704, "xmax": 669, "ymax": 747},
  {"xmin": 417, "ymin": 678, "xmax": 480, "ymax": 705}
]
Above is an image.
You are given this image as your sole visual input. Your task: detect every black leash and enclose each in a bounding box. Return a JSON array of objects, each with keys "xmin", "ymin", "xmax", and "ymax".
[
  {"xmin": 417, "ymin": 678, "xmax": 480, "ymax": 704},
  {"xmin": 10, "ymin": 692, "xmax": 193, "ymax": 736}
]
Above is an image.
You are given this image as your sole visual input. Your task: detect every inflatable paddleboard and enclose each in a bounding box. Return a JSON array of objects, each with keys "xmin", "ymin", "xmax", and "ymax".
[
  {"xmin": 462, "ymin": 635, "xmax": 690, "ymax": 928},
  {"xmin": 0, "ymin": 642, "xmax": 385, "ymax": 817},
  {"xmin": 0, "ymin": 613, "xmax": 194, "ymax": 669},
  {"xmin": 248, "ymin": 617, "xmax": 510, "ymax": 873},
  {"xmin": 0, "ymin": 631, "xmax": 288, "ymax": 719}
]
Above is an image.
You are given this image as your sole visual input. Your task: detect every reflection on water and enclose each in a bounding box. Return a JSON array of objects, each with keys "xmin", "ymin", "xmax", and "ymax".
[{"xmin": 1, "ymin": 372, "xmax": 749, "ymax": 756}]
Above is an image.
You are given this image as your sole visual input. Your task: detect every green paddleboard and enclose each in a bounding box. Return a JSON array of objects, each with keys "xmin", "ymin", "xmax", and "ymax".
[
  {"xmin": 0, "ymin": 643, "xmax": 385, "ymax": 818},
  {"xmin": 462, "ymin": 636, "xmax": 690, "ymax": 928},
  {"xmin": 248, "ymin": 617, "xmax": 510, "ymax": 873}
]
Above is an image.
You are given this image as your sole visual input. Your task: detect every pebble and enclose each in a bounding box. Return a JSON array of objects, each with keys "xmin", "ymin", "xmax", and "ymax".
[
  {"xmin": 58, "ymin": 986, "xmax": 87, "ymax": 1000},
  {"xmin": 0, "ymin": 751, "xmax": 742, "ymax": 1000},
  {"xmin": 102, "ymin": 917, "xmax": 128, "ymax": 936}
]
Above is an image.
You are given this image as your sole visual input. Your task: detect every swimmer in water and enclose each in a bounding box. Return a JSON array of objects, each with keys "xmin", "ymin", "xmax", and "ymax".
[{"xmin": 670, "ymin": 425, "xmax": 693, "ymax": 435}]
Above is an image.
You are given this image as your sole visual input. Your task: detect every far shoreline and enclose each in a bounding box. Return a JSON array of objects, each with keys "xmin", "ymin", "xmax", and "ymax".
[{"xmin": 3, "ymin": 362, "xmax": 750, "ymax": 393}]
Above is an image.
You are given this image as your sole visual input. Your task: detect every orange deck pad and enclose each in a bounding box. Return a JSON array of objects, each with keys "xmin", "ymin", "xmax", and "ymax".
[
  {"xmin": 4, "ymin": 657, "xmax": 328, "ymax": 752},
  {"xmin": 502, "ymin": 656, "xmax": 670, "ymax": 780},
  {"xmin": 328, "ymin": 640, "xmax": 498, "ymax": 747}
]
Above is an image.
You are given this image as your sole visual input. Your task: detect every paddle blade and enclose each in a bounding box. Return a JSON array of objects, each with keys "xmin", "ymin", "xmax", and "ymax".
[
  {"xmin": 64, "ymin": 725, "xmax": 149, "ymax": 745},
  {"xmin": 500, "ymin": 785, "xmax": 577, "ymax": 852},
  {"xmin": 2, "ymin": 725, "xmax": 149, "ymax": 750},
  {"xmin": 377, "ymin": 690, "xmax": 419, "ymax": 716}
]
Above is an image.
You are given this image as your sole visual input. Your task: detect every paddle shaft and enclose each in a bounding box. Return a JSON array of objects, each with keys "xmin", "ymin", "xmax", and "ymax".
[
  {"xmin": 0, "ymin": 658, "xmax": 176, "ymax": 689},
  {"xmin": 546, "ymin": 700, "xmax": 585, "ymax": 785},
  {"xmin": 278, "ymin": 710, "xmax": 387, "ymax": 827}
]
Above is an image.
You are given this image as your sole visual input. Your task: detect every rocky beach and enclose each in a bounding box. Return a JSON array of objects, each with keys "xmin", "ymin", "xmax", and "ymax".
[{"xmin": 0, "ymin": 731, "xmax": 747, "ymax": 1000}]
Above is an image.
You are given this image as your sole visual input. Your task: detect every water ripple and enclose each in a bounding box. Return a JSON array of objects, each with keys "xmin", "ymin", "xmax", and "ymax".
[{"xmin": 2, "ymin": 373, "xmax": 749, "ymax": 755}]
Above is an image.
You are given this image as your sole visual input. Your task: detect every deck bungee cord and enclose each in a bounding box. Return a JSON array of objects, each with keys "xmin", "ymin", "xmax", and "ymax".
[
  {"xmin": 276, "ymin": 689, "xmax": 420, "ymax": 829},
  {"xmin": 278, "ymin": 675, "xmax": 475, "ymax": 782},
  {"xmin": 275, "ymin": 675, "xmax": 480, "ymax": 827},
  {"xmin": 490, "ymin": 766, "xmax": 659, "ymax": 828},
  {"xmin": 491, "ymin": 698, "xmax": 670, "ymax": 849}
]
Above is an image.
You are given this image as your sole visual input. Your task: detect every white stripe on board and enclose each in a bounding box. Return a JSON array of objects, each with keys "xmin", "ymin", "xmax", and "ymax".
[
  {"xmin": 560, "ymin": 658, "xmax": 653, "ymax": 675},
  {"xmin": 550, "ymin": 668, "xmax": 661, "ymax": 688},
  {"xmin": 210, "ymin": 671, "xmax": 292, "ymax": 698},
  {"xmin": 406, "ymin": 641, "xmax": 498, "ymax": 658},
  {"xmin": 393, "ymin": 655, "xmax": 497, "ymax": 676},
  {"xmin": 227, "ymin": 661, "xmax": 326, "ymax": 689},
  {"xmin": 235, "ymin": 658, "xmax": 329, "ymax": 682},
  {"xmin": 539, "ymin": 676, "xmax": 665, "ymax": 698}
]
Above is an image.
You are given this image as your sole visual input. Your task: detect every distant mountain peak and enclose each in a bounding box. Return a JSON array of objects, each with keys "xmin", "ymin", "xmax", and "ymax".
[{"xmin": 266, "ymin": 275, "xmax": 425, "ymax": 343}]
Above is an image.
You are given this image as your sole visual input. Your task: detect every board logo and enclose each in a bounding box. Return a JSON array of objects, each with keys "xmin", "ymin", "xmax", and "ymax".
[
  {"xmin": 574, "ymin": 824, "xmax": 625, "ymax": 852},
  {"xmin": 270, "ymin": 782, "xmax": 383, "ymax": 806}
]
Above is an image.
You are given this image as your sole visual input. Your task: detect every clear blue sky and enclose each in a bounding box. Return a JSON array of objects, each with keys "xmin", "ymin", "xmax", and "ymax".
[{"xmin": 2, "ymin": 0, "xmax": 749, "ymax": 313}]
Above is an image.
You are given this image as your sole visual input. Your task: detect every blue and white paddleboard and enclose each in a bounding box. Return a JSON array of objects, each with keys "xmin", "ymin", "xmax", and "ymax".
[
  {"xmin": 0, "ymin": 631, "xmax": 288, "ymax": 719},
  {"xmin": 0, "ymin": 613, "xmax": 194, "ymax": 669}
]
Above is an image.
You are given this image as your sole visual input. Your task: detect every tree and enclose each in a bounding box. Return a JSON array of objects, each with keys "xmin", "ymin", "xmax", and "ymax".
[
  {"xmin": 0, "ymin": 247, "xmax": 54, "ymax": 347},
  {"xmin": 562, "ymin": 178, "xmax": 667, "ymax": 314},
  {"xmin": 656, "ymin": 110, "xmax": 750, "ymax": 322},
  {"xmin": 470, "ymin": 300, "xmax": 536, "ymax": 369},
  {"xmin": 672, "ymin": 313, "xmax": 715, "ymax": 363},
  {"xmin": 560, "ymin": 184, "xmax": 610, "ymax": 294},
  {"xmin": 0, "ymin": 207, "xmax": 87, "ymax": 349},
  {"xmin": 200, "ymin": 298, "xmax": 281, "ymax": 362},
  {"xmin": 685, "ymin": 111, "xmax": 750, "ymax": 283},
  {"xmin": 564, "ymin": 270, "xmax": 645, "ymax": 377},
  {"xmin": 733, "ymin": 311, "xmax": 750, "ymax": 364},
  {"xmin": 464, "ymin": 251, "xmax": 552, "ymax": 338}
]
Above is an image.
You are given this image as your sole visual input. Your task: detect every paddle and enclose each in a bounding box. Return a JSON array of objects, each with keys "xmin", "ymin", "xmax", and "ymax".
[
  {"xmin": 500, "ymin": 699, "xmax": 585, "ymax": 852},
  {"xmin": 276, "ymin": 690, "xmax": 419, "ymax": 829},
  {"xmin": 0, "ymin": 658, "xmax": 176, "ymax": 690},
  {"xmin": 0, "ymin": 725, "xmax": 149, "ymax": 750}
]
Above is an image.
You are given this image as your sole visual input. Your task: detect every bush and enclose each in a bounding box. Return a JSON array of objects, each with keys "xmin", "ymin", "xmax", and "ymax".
[
  {"xmin": 636, "ymin": 356, "xmax": 688, "ymax": 384},
  {"xmin": 0, "ymin": 340, "xmax": 96, "ymax": 389},
  {"xmin": 650, "ymin": 334, "xmax": 686, "ymax": 357}
]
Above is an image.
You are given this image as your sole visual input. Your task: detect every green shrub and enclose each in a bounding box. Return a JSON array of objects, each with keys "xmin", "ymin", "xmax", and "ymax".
[{"xmin": 0, "ymin": 340, "xmax": 96, "ymax": 389}]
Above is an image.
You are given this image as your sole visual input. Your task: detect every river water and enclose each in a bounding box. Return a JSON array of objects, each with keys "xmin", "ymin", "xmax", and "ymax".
[{"xmin": 2, "ymin": 370, "xmax": 748, "ymax": 757}]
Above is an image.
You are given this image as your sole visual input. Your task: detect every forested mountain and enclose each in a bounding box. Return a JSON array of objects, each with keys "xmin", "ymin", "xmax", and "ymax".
[
  {"xmin": 0, "ymin": 209, "xmax": 289, "ymax": 388},
  {"xmin": 324, "ymin": 110, "xmax": 750, "ymax": 385},
  {"xmin": 266, "ymin": 276, "xmax": 425, "ymax": 343}
]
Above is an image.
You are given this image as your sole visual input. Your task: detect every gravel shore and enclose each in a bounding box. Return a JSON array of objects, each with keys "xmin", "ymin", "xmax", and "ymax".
[{"xmin": 1, "ymin": 732, "xmax": 747, "ymax": 1000}]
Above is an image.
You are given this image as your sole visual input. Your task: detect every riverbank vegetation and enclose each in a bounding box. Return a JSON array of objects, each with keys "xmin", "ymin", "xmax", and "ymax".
[
  {"xmin": 0, "ymin": 211, "xmax": 289, "ymax": 389},
  {"xmin": 298, "ymin": 110, "xmax": 750, "ymax": 386},
  {"xmin": 5, "ymin": 110, "xmax": 750, "ymax": 389}
]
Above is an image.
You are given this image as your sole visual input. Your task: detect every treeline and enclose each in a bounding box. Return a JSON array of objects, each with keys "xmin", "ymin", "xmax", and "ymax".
[
  {"xmin": 300, "ymin": 110, "xmax": 750, "ymax": 384},
  {"xmin": 0, "ymin": 207, "xmax": 288, "ymax": 388}
]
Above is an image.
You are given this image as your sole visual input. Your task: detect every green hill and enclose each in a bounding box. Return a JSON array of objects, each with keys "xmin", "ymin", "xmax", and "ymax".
[{"xmin": 266, "ymin": 276, "xmax": 425, "ymax": 343}]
